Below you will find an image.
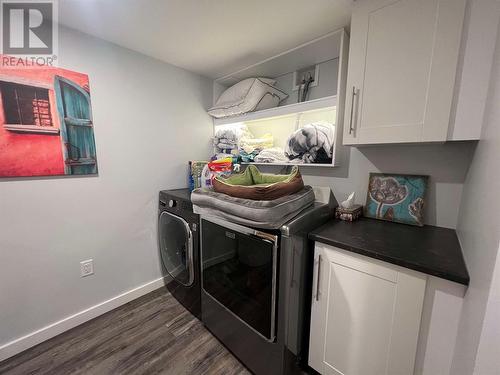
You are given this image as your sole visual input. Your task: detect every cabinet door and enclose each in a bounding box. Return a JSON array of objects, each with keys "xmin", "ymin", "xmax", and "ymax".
[
  {"xmin": 343, "ymin": 0, "xmax": 466, "ymax": 145},
  {"xmin": 309, "ymin": 244, "xmax": 426, "ymax": 375}
]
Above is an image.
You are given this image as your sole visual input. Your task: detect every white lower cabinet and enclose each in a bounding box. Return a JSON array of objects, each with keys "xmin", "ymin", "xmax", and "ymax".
[{"xmin": 308, "ymin": 243, "xmax": 427, "ymax": 375}]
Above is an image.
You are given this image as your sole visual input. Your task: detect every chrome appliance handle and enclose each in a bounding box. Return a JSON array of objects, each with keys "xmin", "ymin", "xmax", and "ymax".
[
  {"xmin": 349, "ymin": 86, "xmax": 357, "ymax": 135},
  {"xmin": 202, "ymin": 216, "xmax": 278, "ymax": 245},
  {"xmin": 315, "ymin": 254, "xmax": 322, "ymax": 301}
]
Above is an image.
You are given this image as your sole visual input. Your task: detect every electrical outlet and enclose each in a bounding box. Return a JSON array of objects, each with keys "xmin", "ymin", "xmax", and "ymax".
[{"xmin": 80, "ymin": 259, "xmax": 94, "ymax": 277}]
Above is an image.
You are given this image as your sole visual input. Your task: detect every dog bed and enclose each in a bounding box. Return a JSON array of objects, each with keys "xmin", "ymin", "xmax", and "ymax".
[
  {"xmin": 191, "ymin": 186, "xmax": 315, "ymax": 229},
  {"xmin": 212, "ymin": 165, "xmax": 304, "ymax": 201}
]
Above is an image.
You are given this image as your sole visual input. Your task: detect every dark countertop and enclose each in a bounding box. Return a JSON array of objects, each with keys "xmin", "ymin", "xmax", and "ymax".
[{"xmin": 309, "ymin": 218, "xmax": 469, "ymax": 285}]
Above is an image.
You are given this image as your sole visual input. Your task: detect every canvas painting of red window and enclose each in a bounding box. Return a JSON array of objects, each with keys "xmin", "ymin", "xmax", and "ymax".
[{"xmin": 0, "ymin": 66, "xmax": 98, "ymax": 177}]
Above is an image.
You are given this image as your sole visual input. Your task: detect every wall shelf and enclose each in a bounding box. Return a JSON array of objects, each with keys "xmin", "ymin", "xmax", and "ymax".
[
  {"xmin": 213, "ymin": 95, "xmax": 337, "ymax": 126},
  {"xmin": 215, "ymin": 30, "xmax": 344, "ymax": 87},
  {"xmin": 241, "ymin": 162, "xmax": 336, "ymax": 168},
  {"xmin": 215, "ymin": 104, "xmax": 339, "ymax": 167},
  {"xmin": 211, "ymin": 28, "xmax": 349, "ymax": 168}
]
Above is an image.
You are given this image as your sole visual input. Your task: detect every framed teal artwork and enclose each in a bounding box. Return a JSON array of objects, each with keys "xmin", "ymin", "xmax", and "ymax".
[{"xmin": 365, "ymin": 173, "xmax": 429, "ymax": 226}]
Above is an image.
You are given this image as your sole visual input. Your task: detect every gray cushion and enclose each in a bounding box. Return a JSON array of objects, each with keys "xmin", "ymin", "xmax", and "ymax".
[{"xmin": 191, "ymin": 186, "xmax": 315, "ymax": 229}]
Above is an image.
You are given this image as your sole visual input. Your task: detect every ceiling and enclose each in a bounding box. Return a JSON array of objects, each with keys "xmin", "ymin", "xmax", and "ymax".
[{"xmin": 59, "ymin": 0, "xmax": 352, "ymax": 79}]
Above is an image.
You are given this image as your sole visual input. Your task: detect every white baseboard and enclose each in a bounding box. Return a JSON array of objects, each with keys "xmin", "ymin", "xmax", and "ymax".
[{"xmin": 0, "ymin": 277, "xmax": 166, "ymax": 362}]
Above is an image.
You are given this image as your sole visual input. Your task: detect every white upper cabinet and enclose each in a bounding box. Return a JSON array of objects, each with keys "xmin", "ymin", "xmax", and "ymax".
[{"xmin": 343, "ymin": 0, "xmax": 466, "ymax": 145}]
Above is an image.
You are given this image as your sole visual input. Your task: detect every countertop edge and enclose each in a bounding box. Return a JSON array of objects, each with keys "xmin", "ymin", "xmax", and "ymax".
[{"xmin": 309, "ymin": 232, "xmax": 470, "ymax": 286}]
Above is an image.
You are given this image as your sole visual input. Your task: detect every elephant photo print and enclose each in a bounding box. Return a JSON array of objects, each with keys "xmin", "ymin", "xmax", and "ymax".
[
  {"xmin": 0, "ymin": 65, "xmax": 98, "ymax": 178},
  {"xmin": 365, "ymin": 173, "xmax": 428, "ymax": 226}
]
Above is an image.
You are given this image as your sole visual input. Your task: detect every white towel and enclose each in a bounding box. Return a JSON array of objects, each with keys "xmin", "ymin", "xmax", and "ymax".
[{"xmin": 254, "ymin": 147, "xmax": 288, "ymax": 163}]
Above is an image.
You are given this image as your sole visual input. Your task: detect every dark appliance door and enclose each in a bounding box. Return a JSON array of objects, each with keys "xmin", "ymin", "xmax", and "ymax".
[
  {"xmin": 158, "ymin": 211, "xmax": 194, "ymax": 286},
  {"xmin": 201, "ymin": 218, "xmax": 278, "ymax": 341}
]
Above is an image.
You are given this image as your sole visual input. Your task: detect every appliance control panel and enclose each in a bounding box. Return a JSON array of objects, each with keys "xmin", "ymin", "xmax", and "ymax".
[{"xmin": 159, "ymin": 192, "xmax": 194, "ymax": 213}]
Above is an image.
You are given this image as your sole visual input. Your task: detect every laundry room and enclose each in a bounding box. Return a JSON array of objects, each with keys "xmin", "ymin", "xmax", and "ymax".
[{"xmin": 1, "ymin": 1, "xmax": 500, "ymax": 375}]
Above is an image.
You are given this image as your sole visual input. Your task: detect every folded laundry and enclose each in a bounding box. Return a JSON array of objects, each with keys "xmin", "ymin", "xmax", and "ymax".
[
  {"xmin": 253, "ymin": 147, "xmax": 288, "ymax": 163},
  {"xmin": 214, "ymin": 128, "xmax": 239, "ymax": 152},
  {"xmin": 214, "ymin": 133, "xmax": 238, "ymax": 152},
  {"xmin": 215, "ymin": 141, "xmax": 236, "ymax": 150},
  {"xmin": 239, "ymin": 149, "xmax": 261, "ymax": 163},
  {"xmin": 213, "ymin": 124, "xmax": 254, "ymax": 153},
  {"xmin": 285, "ymin": 121, "xmax": 335, "ymax": 163},
  {"xmin": 214, "ymin": 128, "xmax": 238, "ymax": 142},
  {"xmin": 239, "ymin": 133, "xmax": 273, "ymax": 153}
]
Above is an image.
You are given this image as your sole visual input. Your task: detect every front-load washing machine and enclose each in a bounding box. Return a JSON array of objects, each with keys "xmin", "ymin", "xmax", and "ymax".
[{"xmin": 158, "ymin": 188, "xmax": 200, "ymax": 318}]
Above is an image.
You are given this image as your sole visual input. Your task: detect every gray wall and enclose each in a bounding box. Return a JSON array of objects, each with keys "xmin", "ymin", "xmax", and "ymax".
[
  {"xmin": 261, "ymin": 140, "xmax": 476, "ymax": 229},
  {"xmin": 473, "ymin": 243, "xmax": 500, "ymax": 374},
  {"xmin": 274, "ymin": 58, "xmax": 338, "ymax": 105},
  {"xmin": 450, "ymin": 17, "xmax": 500, "ymax": 375},
  {"xmin": 301, "ymin": 142, "xmax": 476, "ymax": 229},
  {"xmin": 0, "ymin": 27, "xmax": 213, "ymax": 348}
]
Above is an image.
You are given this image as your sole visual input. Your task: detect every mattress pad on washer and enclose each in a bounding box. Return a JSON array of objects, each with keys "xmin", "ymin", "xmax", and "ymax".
[{"xmin": 191, "ymin": 185, "xmax": 315, "ymax": 229}]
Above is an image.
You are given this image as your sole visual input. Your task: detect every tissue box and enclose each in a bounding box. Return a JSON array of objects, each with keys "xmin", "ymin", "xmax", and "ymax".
[{"xmin": 335, "ymin": 204, "xmax": 363, "ymax": 222}]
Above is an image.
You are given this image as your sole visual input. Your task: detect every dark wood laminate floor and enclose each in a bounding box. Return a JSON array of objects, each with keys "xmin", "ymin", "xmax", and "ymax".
[{"xmin": 0, "ymin": 288, "xmax": 250, "ymax": 375}]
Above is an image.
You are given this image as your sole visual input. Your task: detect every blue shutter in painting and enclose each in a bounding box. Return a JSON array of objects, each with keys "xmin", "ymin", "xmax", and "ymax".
[{"xmin": 54, "ymin": 76, "xmax": 97, "ymax": 175}]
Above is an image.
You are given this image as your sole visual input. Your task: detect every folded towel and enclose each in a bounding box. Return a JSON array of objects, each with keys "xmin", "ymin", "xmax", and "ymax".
[
  {"xmin": 254, "ymin": 147, "xmax": 288, "ymax": 163},
  {"xmin": 239, "ymin": 133, "xmax": 273, "ymax": 153},
  {"xmin": 213, "ymin": 125, "xmax": 251, "ymax": 152}
]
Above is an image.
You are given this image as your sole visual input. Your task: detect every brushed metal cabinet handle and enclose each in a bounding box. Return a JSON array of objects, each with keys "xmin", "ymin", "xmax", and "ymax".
[
  {"xmin": 315, "ymin": 254, "xmax": 322, "ymax": 301},
  {"xmin": 349, "ymin": 86, "xmax": 357, "ymax": 135}
]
